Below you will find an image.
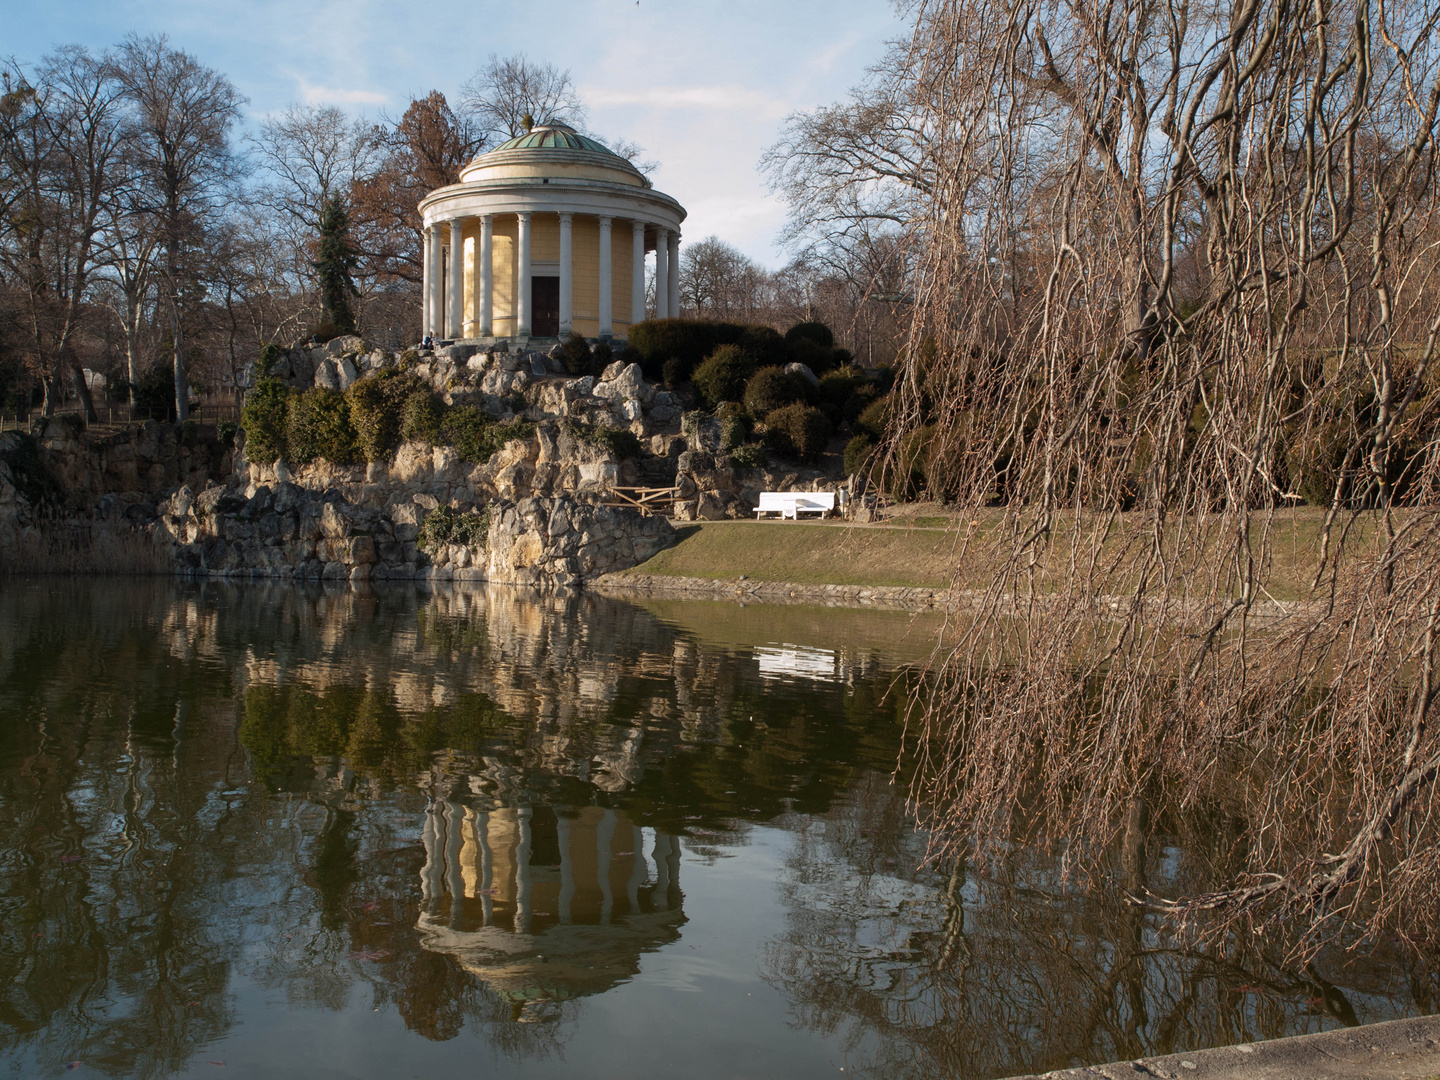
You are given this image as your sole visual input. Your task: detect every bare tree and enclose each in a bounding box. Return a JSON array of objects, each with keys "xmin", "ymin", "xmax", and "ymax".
[
  {"xmin": 460, "ymin": 54, "xmax": 587, "ymax": 140},
  {"xmin": 111, "ymin": 34, "xmax": 243, "ymax": 422},
  {"xmin": 0, "ymin": 48, "xmax": 126, "ymax": 420},
  {"xmin": 877, "ymin": 0, "xmax": 1440, "ymax": 956}
]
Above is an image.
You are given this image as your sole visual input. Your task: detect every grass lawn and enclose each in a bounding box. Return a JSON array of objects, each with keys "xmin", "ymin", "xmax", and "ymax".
[
  {"xmin": 619, "ymin": 510, "xmax": 1392, "ymax": 600},
  {"xmin": 618, "ymin": 521, "xmax": 962, "ymax": 589}
]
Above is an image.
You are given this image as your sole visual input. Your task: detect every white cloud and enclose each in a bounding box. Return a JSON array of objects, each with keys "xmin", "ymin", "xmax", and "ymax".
[{"xmin": 293, "ymin": 77, "xmax": 388, "ymax": 107}]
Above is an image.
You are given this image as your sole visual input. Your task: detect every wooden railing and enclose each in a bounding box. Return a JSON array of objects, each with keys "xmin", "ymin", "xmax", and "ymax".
[{"xmin": 603, "ymin": 486, "xmax": 681, "ymax": 517}]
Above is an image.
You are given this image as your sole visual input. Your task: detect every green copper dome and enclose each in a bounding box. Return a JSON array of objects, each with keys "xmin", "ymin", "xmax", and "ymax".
[{"xmin": 490, "ymin": 123, "xmax": 621, "ymax": 157}]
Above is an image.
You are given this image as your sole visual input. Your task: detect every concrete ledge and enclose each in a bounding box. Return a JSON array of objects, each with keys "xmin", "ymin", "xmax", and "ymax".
[{"xmin": 1004, "ymin": 1015, "xmax": 1440, "ymax": 1080}]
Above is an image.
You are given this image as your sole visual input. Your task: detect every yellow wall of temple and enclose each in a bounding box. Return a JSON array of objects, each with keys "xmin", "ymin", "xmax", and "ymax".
[{"xmin": 462, "ymin": 214, "xmax": 643, "ymax": 339}]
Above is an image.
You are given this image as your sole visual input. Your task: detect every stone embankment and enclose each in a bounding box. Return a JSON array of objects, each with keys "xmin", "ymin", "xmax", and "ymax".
[
  {"xmin": 592, "ymin": 571, "xmax": 954, "ymax": 612},
  {"xmin": 1005, "ymin": 1014, "xmax": 1440, "ymax": 1080}
]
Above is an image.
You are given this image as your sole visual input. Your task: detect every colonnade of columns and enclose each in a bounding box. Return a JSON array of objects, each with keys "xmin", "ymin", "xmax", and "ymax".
[{"xmin": 421, "ymin": 213, "xmax": 683, "ymax": 341}]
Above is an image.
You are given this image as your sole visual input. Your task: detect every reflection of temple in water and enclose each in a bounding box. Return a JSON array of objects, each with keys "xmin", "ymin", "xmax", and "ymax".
[{"xmin": 417, "ymin": 801, "xmax": 684, "ymax": 1015}]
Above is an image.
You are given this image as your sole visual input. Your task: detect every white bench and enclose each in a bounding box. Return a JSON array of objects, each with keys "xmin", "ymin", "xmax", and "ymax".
[{"xmin": 754, "ymin": 491, "xmax": 836, "ymax": 520}]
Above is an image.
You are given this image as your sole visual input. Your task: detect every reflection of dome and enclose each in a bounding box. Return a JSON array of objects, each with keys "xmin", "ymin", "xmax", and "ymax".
[{"xmin": 417, "ymin": 803, "xmax": 684, "ymax": 1004}]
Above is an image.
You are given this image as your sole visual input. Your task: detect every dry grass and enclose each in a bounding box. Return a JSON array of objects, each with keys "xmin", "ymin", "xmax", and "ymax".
[{"xmin": 1, "ymin": 522, "xmax": 174, "ymax": 576}]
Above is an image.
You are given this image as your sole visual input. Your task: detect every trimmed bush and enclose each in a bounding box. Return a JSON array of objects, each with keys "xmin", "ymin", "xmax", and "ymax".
[
  {"xmin": 843, "ymin": 434, "xmax": 876, "ymax": 476},
  {"xmin": 345, "ymin": 370, "xmax": 421, "ymax": 462},
  {"xmin": 738, "ymin": 324, "xmax": 787, "ymax": 368},
  {"xmin": 662, "ymin": 356, "xmax": 687, "ymax": 391},
  {"xmin": 785, "ymin": 321, "xmax": 834, "ymax": 349},
  {"xmin": 788, "ymin": 335, "xmax": 835, "ymax": 375},
  {"xmin": 400, "ymin": 390, "xmax": 443, "ymax": 444},
  {"xmin": 591, "ymin": 340, "xmax": 613, "ymax": 375},
  {"xmin": 241, "ymin": 379, "xmax": 292, "ymax": 463},
  {"xmin": 763, "ymin": 403, "xmax": 832, "ymax": 463},
  {"xmin": 816, "ymin": 368, "xmax": 863, "ymax": 425},
  {"xmin": 628, "ymin": 319, "xmax": 746, "ymax": 382},
  {"xmin": 855, "ymin": 396, "xmax": 891, "ymax": 440},
  {"xmin": 744, "ymin": 366, "xmax": 807, "ymax": 419},
  {"xmin": 842, "ymin": 382, "xmax": 879, "ymax": 428},
  {"xmin": 286, "ymin": 387, "xmax": 361, "ymax": 465},
  {"xmin": 691, "ymin": 344, "xmax": 756, "ymax": 406}
]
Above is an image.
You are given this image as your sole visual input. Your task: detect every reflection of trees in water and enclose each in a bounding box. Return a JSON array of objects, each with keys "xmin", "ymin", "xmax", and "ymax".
[{"xmin": 762, "ymin": 771, "xmax": 1435, "ymax": 1080}]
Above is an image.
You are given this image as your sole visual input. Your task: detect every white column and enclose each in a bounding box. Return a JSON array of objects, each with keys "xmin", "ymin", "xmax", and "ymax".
[
  {"xmin": 421, "ymin": 226, "xmax": 431, "ymax": 337},
  {"xmin": 631, "ymin": 219, "xmax": 646, "ymax": 327},
  {"xmin": 448, "ymin": 218, "xmax": 464, "ymax": 339},
  {"xmin": 654, "ymin": 226, "xmax": 670, "ymax": 320},
  {"xmin": 516, "ymin": 212, "xmax": 532, "ymax": 337},
  {"xmin": 668, "ymin": 232, "xmax": 681, "ymax": 319},
  {"xmin": 428, "ymin": 225, "xmax": 443, "ymax": 339},
  {"xmin": 558, "ymin": 212, "xmax": 573, "ymax": 338},
  {"xmin": 478, "ymin": 214, "xmax": 493, "ymax": 338},
  {"xmin": 598, "ymin": 216, "xmax": 613, "ymax": 338}
]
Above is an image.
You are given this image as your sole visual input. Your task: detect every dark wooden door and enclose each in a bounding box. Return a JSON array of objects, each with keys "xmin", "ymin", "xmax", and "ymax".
[{"xmin": 532, "ymin": 276, "xmax": 559, "ymax": 337}]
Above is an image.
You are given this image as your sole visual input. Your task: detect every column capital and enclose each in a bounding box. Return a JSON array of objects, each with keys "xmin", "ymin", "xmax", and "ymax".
[{"xmin": 558, "ymin": 211, "xmax": 574, "ymax": 223}]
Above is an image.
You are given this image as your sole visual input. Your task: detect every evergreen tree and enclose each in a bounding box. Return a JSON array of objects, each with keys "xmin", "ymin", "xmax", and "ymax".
[{"xmin": 313, "ymin": 195, "xmax": 359, "ymax": 335}]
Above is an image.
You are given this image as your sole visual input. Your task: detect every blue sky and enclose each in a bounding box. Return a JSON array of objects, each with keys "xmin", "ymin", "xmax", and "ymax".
[{"xmin": 6, "ymin": 0, "xmax": 909, "ymax": 266}]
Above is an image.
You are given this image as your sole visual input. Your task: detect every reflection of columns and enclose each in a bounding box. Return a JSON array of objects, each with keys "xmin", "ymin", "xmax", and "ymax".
[
  {"xmin": 596, "ymin": 808, "xmax": 615, "ymax": 925},
  {"xmin": 626, "ymin": 824, "xmax": 646, "ymax": 911},
  {"xmin": 558, "ymin": 213, "xmax": 573, "ymax": 338},
  {"xmin": 654, "ymin": 227, "xmax": 670, "ymax": 320},
  {"xmin": 421, "ymin": 227, "xmax": 431, "ymax": 336},
  {"xmin": 421, "ymin": 806, "xmax": 443, "ymax": 913},
  {"xmin": 514, "ymin": 805, "xmax": 532, "ymax": 934},
  {"xmin": 477, "ymin": 810, "xmax": 494, "ymax": 926},
  {"xmin": 652, "ymin": 832, "xmax": 675, "ymax": 903},
  {"xmin": 444, "ymin": 800, "xmax": 464, "ymax": 925},
  {"xmin": 478, "ymin": 214, "xmax": 493, "ymax": 338},
  {"xmin": 597, "ymin": 217, "xmax": 613, "ymax": 338},
  {"xmin": 668, "ymin": 232, "xmax": 681, "ymax": 319},
  {"xmin": 631, "ymin": 220, "xmax": 646, "ymax": 327},
  {"xmin": 447, "ymin": 219, "xmax": 464, "ymax": 339},
  {"xmin": 557, "ymin": 811, "xmax": 575, "ymax": 924},
  {"xmin": 516, "ymin": 212, "xmax": 532, "ymax": 337}
]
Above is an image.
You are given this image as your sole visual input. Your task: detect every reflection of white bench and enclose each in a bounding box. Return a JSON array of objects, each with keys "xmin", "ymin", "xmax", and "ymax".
[{"xmin": 754, "ymin": 491, "xmax": 836, "ymax": 519}]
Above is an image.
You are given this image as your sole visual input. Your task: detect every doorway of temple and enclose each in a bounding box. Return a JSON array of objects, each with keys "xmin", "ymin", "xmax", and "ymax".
[{"xmin": 532, "ymin": 276, "xmax": 559, "ymax": 337}]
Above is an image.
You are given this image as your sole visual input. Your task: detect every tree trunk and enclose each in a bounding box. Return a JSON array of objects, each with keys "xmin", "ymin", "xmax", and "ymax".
[
  {"xmin": 68, "ymin": 364, "xmax": 98, "ymax": 424},
  {"xmin": 172, "ymin": 299, "xmax": 190, "ymax": 423}
]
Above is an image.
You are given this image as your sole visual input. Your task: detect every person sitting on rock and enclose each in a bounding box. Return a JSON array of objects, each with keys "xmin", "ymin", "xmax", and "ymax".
[{"xmin": 421, "ymin": 334, "xmax": 434, "ymax": 350}]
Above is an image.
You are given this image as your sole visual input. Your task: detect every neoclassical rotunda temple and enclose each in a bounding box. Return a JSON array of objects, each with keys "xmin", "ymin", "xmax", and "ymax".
[{"xmin": 417, "ymin": 122, "xmax": 686, "ymax": 345}]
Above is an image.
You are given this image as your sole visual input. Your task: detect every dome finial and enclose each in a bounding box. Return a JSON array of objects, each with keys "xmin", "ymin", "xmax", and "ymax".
[{"xmin": 522, "ymin": 113, "xmax": 534, "ymax": 133}]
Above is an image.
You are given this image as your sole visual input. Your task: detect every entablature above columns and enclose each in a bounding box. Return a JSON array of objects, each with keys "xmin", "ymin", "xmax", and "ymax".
[{"xmin": 419, "ymin": 180, "xmax": 685, "ymax": 241}]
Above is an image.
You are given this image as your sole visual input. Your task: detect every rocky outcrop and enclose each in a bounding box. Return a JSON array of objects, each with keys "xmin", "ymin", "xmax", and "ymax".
[
  {"xmin": 155, "ymin": 481, "xmax": 671, "ymax": 587},
  {"xmin": 485, "ymin": 497, "xmax": 674, "ymax": 587}
]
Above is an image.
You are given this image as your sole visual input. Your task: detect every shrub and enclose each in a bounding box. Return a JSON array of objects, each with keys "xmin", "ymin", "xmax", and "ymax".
[
  {"xmin": 738, "ymin": 325, "xmax": 787, "ymax": 368},
  {"xmin": 662, "ymin": 356, "xmax": 687, "ymax": 391},
  {"xmin": 439, "ymin": 405, "xmax": 493, "ymax": 462},
  {"xmin": 345, "ymin": 370, "xmax": 420, "ymax": 462},
  {"xmin": 400, "ymin": 390, "xmax": 443, "ymax": 444},
  {"xmin": 560, "ymin": 331, "xmax": 592, "ymax": 375},
  {"xmin": 691, "ymin": 344, "xmax": 755, "ymax": 406},
  {"xmin": 628, "ymin": 319, "xmax": 746, "ymax": 382},
  {"xmin": 842, "ymin": 382, "xmax": 879, "ymax": 428},
  {"xmin": 591, "ymin": 425, "xmax": 641, "ymax": 459},
  {"xmin": 216, "ymin": 420, "xmax": 238, "ymax": 449},
  {"xmin": 258, "ymin": 343, "xmax": 287, "ymax": 378},
  {"xmin": 310, "ymin": 318, "xmax": 343, "ymax": 344},
  {"xmin": 240, "ymin": 379, "xmax": 292, "ymax": 463},
  {"xmin": 717, "ymin": 401, "xmax": 749, "ymax": 450},
  {"xmin": 832, "ymin": 347, "xmax": 854, "ymax": 368},
  {"xmin": 788, "ymin": 335, "xmax": 835, "ymax": 375},
  {"xmin": 855, "ymin": 396, "xmax": 891, "ymax": 440},
  {"xmin": 817, "ymin": 368, "xmax": 863, "ymax": 425},
  {"xmin": 764, "ymin": 403, "xmax": 832, "ymax": 463},
  {"xmin": 729, "ymin": 442, "xmax": 767, "ymax": 470},
  {"xmin": 132, "ymin": 363, "xmax": 179, "ymax": 422},
  {"xmin": 843, "ymin": 434, "xmax": 876, "ymax": 476},
  {"xmin": 591, "ymin": 340, "xmax": 613, "ymax": 375},
  {"xmin": 744, "ymin": 366, "xmax": 807, "ymax": 419},
  {"xmin": 418, "ymin": 505, "xmax": 491, "ymax": 552},
  {"xmin": 785, "ymin": 321, "xmax": 834, "ymax": 349},
  {"xmin": 286, "ymin": 387, "xmax": 361, "ymax": 465}
]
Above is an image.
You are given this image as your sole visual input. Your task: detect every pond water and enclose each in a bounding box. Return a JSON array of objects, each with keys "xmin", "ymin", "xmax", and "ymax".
[{"xmin": 0, "ymin": 579, "xmax": 1432, "ymax": 1080}]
